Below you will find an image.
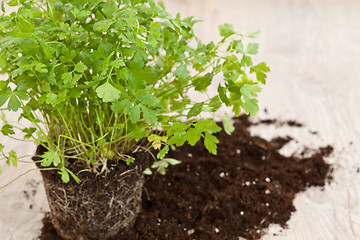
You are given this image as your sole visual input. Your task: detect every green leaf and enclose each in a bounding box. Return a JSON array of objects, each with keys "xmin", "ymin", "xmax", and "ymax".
[
  {"xmin": 16, "ymin": 16, "xmax": 34, "ymax": 33},
  {"xmin": 247, "ymin": 30, "xmax": 260, "ymax": 38},
  {"xmin": 144, "ymin": 168, "xmax": 152, "ymax": 175},
  {"xmin": 239, "ymin": 75, "xmax": 258, "ymax": 85},
  {"xmin": 34, "ymin": 131, "xmax": 46, "ymax": 145},
  {"xmin": 193, "ymin": 73, "xmax": 212, "ymax": 91},
  {"xmin": 151, "ymin": 157, "xmax": 173, "ymax": 175},
  {"xmin": 195, "ymin": 55, "xmax": 207, "ymax": 65},
  {"xmin": 245, "ymin": 43, "xmax": 259, "ymax": 55},
  {"xmin": 250, "ymin": 62, "xmax": 270, "ymax": 84},
  {"xmin": 1, "ymin": 1, "xmax": 5, "ymax": 13},
  {"xmin": 222, "ymin": 114, "xmax": 235, "ymax": 135},
  {"xmin": 130, "ymin": 124, "xmax": 150, "ymax": 141},
  {"xmin": 0, "ymin": 143, "xmax": 4, "ymax": 152},
  {"xmin": 74, "ymin": 62, "xmax": 88, "ymax": 73},
  {"xmin": 185, "ymin": 127, "xmax": 201, "ymax": 146},
  {"xmin": 154, "ymin": 163, "xmax": 168, "ymax": 175},
  {"xmin": 240, "ymin": 85, "xmax": 252, "ymax": 99},
  {"xmin": 15, "ymin": 90, "xmax": 29, "ymax": 101},
  {"xmin": 22, "ymin": 127, "xmax": 36, "ymax": 139},
  {"xmin": 102, "ymin": 0, "xmax": 116, "ymax": 18},
  {"xmin": 158, "ymin": 1, "xmax": 165, "ymax": 10},
  {"xmin": 134, "ymin": 89, "xmax": 158, "ymax": 107},
  {"xmin": 167, "ymin": 122, "xmax": 191, "ymax": 136},
  {"xmin": 111, "ymin": 99, "xmax": 132, "ymax": 113},
  {"xmin": 110, "ymin": 59, "xmax": 125, "ymax": 68},
  {"xmin": 66, "ymin": 168, "xmax": 81, "ymax": 183},
  {"xmin": 174, "ymin": 63, "xmax": 189, "ymax": 79},
  {"xmin": 96, "ymin": 81, "xmax": 121, "ymax": 102},
  {"xmin": 246, "ymin": 85, "xmax": 262, "ymax": 97},
  {"xmin": 125, "ymin": 157, "xmax": 134, "ymax": 166},
  {"xmin": 167, "ymin": 134, "xmax": 186, "ymax": 147},
  {"xmin": 46, "ymin": 93, "xmax": 58, "ymax": 104},
  {"xmin": 93, "ymin": 19, "xmax": 113, "ymax": 32},
  {"xmin": 0, "ymin": 56, "xmax": 6, "ymax": 71},
  {"xmin": 35, "ymin": 63, "xmax": 48, "ymax": 73},
  {"xmin": 0, "ymin": 88, "xmax": 11, "ymax": 107},
  {"xmin": 1, "ymin": 124, "xmax": 15, "ymax": 136},
  {"xmin": 148, "ymin": 134, "xmax": 167, "ymax": 149},
  {"xmin": 7, "ymin": 0, "xmax": 19, "ymax": 6},
  {"xmin": 241, "ymin": 55, "xmax": 253, "ymax": 67},
  {"xmin": 8, "ymin": 94, "xmax": 21, "ymax": 111},
  {"xmin": 59, "ymin": 167, "xmax": 81, "ymax": 183},
  {"xmin": 218, "ymin": 23, "xmax": 235, "ymax": 38},
  {"xmin": 7, "ymin": 150, "xmax": 17, "ymax": 167},
  {"xmin": 164, "ymin": 158, "xmax": 181, "ymax": 165},
  {"xmin": 218, "ymin": 84, "xmax": 230, "ymax": 106},
  {"xmin": 59, "ymin": 167, "xmax": 69, "ymax": 183},
  {"xmin": 129, "ymin": 104, "xmax": 141, "ymax": 123},
  {"xmin": 157, "ymin": 145, "xmax": 169, "ymax": 159},
  {"xmin": 62, "ymin": 72, "xmax": 73, "ymax": 84},
  {"xmin": 204, "ymin": 132, "xmax": 219, "ymax": 155},
  {"xmin": 209, "ymin": 96, "xmax": 221, "ymax": 111},
  {"xmin": 194, "ymin": 119, "xmax": 221, "ymax": 134},
  {"xmin": 41, "ymin": 150, "xmax": 61, "ymax": 167},
  {"xmin": 187, "ymin": 102, "xmax": 204, "ymax": 118},
  {"xmin": 243, "ymin": 98, "xmax": 259, "ymax": 116},
  {"xmin": 73, "ymin": 9, "xmax": 92, "ymax": 20},
  {"xmin": 72, "ymin": 74, "xmax": 82, "ymax": 83},
  {"xmin": 235, "ymin": 40, "xmax": 244, "ymax": 53},
  {"xmin": 141, "ymin": 105, "xmax": 157, "ymax": 124}
]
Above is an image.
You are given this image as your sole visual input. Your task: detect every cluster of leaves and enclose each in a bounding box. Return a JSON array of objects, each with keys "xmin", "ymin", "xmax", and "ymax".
[{"xmin": 0, "ymin": 0, "xmax": 269, "ymax": 181}]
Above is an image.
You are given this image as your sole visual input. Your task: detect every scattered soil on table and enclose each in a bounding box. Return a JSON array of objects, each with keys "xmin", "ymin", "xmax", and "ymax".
[
  {"xmin": 39, "ymin": 115, "xmax": 333, "ymax": 240},
  {"xmin": 255, "ymin": 118, "xmax": 303, "ymax": 127}
]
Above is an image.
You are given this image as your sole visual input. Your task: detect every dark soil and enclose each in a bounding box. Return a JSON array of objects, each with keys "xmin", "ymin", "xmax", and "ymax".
[{"xmin": 39, "ymin": 115, "xmax": 333, "ymax": 240}]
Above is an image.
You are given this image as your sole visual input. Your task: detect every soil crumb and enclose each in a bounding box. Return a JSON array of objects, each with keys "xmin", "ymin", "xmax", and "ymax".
[
  {"xmin": 39, "ymin": 115, "xmax": 332, "ymax": 240},
  {"xmin": 256, "ymin": 118, "xmax": 303, "ymax": 127}
]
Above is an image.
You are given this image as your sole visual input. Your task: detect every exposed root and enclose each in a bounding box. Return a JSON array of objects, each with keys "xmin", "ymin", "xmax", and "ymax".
[{"xmin": 40, "ymin": 162, "xmax": 145, "ymax": 240}]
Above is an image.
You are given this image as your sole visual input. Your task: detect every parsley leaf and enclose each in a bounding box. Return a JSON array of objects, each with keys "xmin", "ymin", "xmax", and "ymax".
[
  {"xmin": 243, "ymin": 98, "xmax": 259, "ymax": 116},
  {"xmin": 41, "ymin": 150, "xmax": 61, "ymax": 167},
  {"xmin": 185, "ymin": 127, "xmax": 202, "ymax": 146},
  {"xmin": 74, "ymin": 62, "xmax": 88, "ymax": 73},
  {"xmin": 96, "ymin": 81, "xmax": 121, "ymax": 102},
  {"xmin": 1, "ymin": 124, "xmax": 15, "ymax": 136},
  {"xmin": 245, "ymin": 43, "xmax": 259, "ymax": 55},
  {"xmin": 187, "ymin": 102, "xmax": 204, "ymax": 118},
  {"xmin": 174, "ymin": 63, "xmax": 190, "ymax": 79},
  {"xmin": 219, "ymin": 23, "xmax": 235, "ymax": 38},
  {"xmin": 222, "ymin": 114, "xmax": 235, "ymax": 135},
  {"xmin": 204, "ymin": 132, "xmax": 219, "ymax": 155},
  {"xmin": 129, "ymin": 105, "xmax": 141, "ymax": 123},
  {"xmin": 93, "ymin": 19, "xmax": 113, "ymax": 32},
  {"xmin": 6, "ymin": 150, "xmax": 17, "ymax": 167},
  {"xmin": 141, "ymin": 105, "xmax": 157, "ymax": 124},
  {"xmin": 250, "ymin": 62, "xmax": 270, "ymax": 84},
  {"xmin": 193, "ymin": 73, "xmax": 213, "ymax": 91}
]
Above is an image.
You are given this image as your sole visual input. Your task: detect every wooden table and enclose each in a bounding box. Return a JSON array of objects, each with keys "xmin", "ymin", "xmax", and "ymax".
[{"xmin": 0, "ymin": 1, "xmax": 359, "ymax": 239}]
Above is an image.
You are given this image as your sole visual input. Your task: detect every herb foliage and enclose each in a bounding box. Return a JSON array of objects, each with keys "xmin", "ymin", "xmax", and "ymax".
[{"xmin": 0, "ymin": 0, "xmax": 269, "ymax": 181}]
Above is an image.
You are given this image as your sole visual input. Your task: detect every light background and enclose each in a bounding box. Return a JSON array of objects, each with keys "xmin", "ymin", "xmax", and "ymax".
[{"xmin": 1, "ymin": 1, "xmax": 360, "ymax": 239}]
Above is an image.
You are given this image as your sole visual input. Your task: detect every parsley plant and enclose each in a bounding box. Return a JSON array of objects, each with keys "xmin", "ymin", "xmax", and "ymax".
[{"xmin": 0, "ymin": 0, "xmax": 269, "ymax": 182}]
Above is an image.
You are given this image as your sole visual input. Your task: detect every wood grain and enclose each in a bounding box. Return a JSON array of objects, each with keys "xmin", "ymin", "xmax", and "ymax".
[{"xmin": 1, "ymin": 1, "xmax": 359, "ymax": 239}]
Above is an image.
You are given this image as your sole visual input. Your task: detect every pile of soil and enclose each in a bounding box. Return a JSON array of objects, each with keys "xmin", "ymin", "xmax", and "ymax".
[{"xmin": 39, "ymin": 115, "xmax": 332, "ymax": 240}]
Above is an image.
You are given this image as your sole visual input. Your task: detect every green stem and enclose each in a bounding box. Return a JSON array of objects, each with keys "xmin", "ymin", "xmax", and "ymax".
[{"xmin": 0, "ymin": 167, "xmax": 58, "ymax": 189}]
